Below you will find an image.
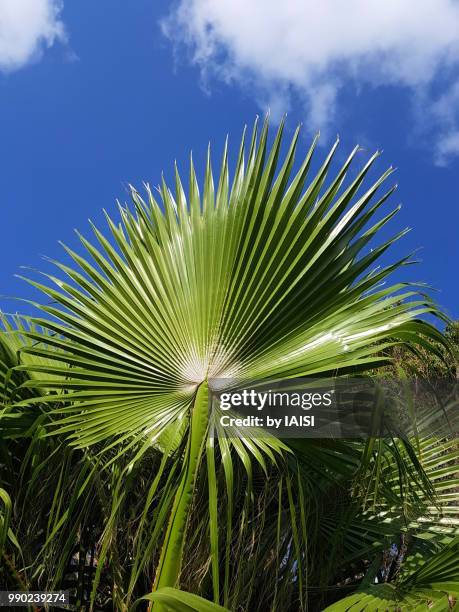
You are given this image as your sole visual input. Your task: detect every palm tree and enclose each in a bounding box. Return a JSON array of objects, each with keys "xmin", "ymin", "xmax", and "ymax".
[{"xmin": 3, "ymin": 117, "xmax": 457, "ymax": 610}]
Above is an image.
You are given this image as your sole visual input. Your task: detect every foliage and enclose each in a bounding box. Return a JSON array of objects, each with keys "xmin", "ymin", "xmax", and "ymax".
[
  {"xmin": 324, "ymin": 536, "xmax": 459, "ymax": 611},
  {"xmin": 0, "ymin": 118, "xmax": 457, "ymax": 611}
]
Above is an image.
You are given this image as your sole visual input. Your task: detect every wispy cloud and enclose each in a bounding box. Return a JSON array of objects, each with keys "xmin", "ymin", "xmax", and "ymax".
[
  {"xmin": 428, "ymin": 80, "xmax": 459, "ymax": 165},
  {"xmin": 161, "ymin": 0, "xmax": 459, "ymax": 163},
  {"xmin": 435, "ymin": 131, "xmax": 459, "ymax": 166},
  {"xmin": 0, "ymin": 0, "xmax": 66, "ymax": 72}
]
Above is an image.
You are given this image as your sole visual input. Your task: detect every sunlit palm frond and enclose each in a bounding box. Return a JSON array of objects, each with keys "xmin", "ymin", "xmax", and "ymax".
[
  {"xmin": 325, "ymin": 536, "xmax": 459, "ymax": 611},
  {"xmin": 11, "ymin": 117, "xmax": 450, "ymax": 607},
  {"xmin": 18, "ymin": 118, "xmax": 444, "ymax": 453}
]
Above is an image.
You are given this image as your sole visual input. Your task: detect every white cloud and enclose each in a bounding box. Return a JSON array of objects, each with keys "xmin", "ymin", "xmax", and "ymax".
[
  {"xmin": 428, "ymin": 81, "xmax": 459, "ymax": 165},
  {"xmin": 0, "ymin": 0, "xmax": 66, "ymax": 72},
  {"xmin": 435, "ymin": 131, "xmax": 459, "ymax": 166},
  {"xmin": 162, "ymin": 0, "xmax": 459, "ymax": 161}
]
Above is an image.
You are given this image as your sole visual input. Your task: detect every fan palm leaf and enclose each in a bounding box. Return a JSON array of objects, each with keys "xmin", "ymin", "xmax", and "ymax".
[{"xmin": 14, "ymin": 117, "xmax": 447, "ymax": 605}]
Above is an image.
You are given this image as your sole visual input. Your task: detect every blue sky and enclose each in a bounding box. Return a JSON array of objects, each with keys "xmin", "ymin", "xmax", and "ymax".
[{"xmin": 0, "ymin": 0, "xmax": 457, "ymax": 321}]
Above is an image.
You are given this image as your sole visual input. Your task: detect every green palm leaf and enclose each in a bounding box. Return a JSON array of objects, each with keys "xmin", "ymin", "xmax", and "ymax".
[
  {"xmin": 324, "ymin": 536, "xmax": 459, "ymax": 611},
  {"xmin": 14, "ymin": 117, "xmax": 447, "ymax": 604},
  {"xmin": 18, "ymin": 118, "xmax": 443, "ymax": 446},
  {"xmin": 138, "ymin": 586, "xmax": 230, "ymax": 611}
]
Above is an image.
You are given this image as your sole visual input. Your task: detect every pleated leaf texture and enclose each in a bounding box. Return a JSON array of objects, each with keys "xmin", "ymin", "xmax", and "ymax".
[{"xmin": 18, "ymin": 119, "xmax": 445, "ymax": 452}]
